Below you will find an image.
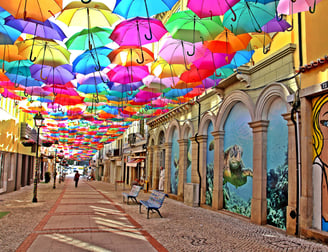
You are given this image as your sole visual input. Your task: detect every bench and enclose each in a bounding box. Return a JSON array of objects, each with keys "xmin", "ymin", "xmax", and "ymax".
[
  {"xmin": 122, "ymin": 185, "xmax": 142, "ymax": 204},
  {"xmin": 139, "ymin": 190, "xmax": 168, "ymax": 219}
]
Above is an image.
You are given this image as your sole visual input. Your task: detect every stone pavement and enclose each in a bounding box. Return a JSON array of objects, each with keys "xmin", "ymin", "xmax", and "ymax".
[{"xmin": 0, "ymin": 175, "xmax": 328, "ymax": 252}]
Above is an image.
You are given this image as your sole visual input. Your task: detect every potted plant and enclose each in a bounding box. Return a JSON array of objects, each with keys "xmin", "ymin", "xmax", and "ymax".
[
  {"xmin": 22, "ymin": 139, "xmax": 35, "ymax": 147},
  {"xmin": 42, "ymin": 140, "xmax": 53, "ymax": 147}
]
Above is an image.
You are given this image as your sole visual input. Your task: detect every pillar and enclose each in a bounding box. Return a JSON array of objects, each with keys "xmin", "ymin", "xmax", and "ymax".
[
  {"xmin": 164, "ymin": 142, "xmax": 172, "ymax": 193},
  {"xmin": 178, "ymin": 139, "xmax": 188, "ymax": 201},
  {"xmin": 198, "ymin": 135, "xmax": 208, "ymax": 205},
  {"xmin": 211, "ymin": 130, "xmax": 225, "ymax": 210},
  {"xmin": 249, "ymin": 120, "xmax": 269, "ymax": 225},
  {"xmin": 152, "ymin": 145, "xmax": 161, "ymax": 190}
]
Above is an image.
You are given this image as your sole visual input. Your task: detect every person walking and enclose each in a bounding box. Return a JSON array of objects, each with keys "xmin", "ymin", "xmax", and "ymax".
[
  {"xmin": 159, "ymin": 166, "xmax": 165, "ymax": 191},
  {"xmin": 74, "ymin": 171, "xmax": 80, "ymax": 188}
]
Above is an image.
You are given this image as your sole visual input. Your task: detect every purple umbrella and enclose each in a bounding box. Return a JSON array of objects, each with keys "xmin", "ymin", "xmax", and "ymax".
[
  {"xmin": 30, "ymin": 64, "xmax": 74, "ymax": 84},
  {"xmin": 5, "ymin": 16, "xmax": 66, "ymax": 41},
  {"xmin": 107, "ymin": 65, "xmax": 149, "ymax": 84},
  {"xmin": 261, "ymin": 18, "xmax": 292, "ymax": 33}
]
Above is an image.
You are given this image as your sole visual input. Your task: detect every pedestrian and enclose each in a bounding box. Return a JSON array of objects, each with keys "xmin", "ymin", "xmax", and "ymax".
[
  {"xmin": 159, "ymin": 166, "xmax": 165, "ymax": 191},
  {"xmin": 74, "ymin": 171, "xmax": 80, "ymax": 188}
]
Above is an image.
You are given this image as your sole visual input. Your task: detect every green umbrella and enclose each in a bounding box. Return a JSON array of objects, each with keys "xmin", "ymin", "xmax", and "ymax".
[
  {"xmin": 165, "ymin": 10, "xmax": 224, "ymax": 56},
  {"xmin": 65, "ymin": 27, "xmax": 113, "ymax": 50}
]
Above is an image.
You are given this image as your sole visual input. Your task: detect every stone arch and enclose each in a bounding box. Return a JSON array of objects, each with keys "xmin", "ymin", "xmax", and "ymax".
[
  {"xmin": 255, "ymin": 83, "xmax": 292, "ymax": 121},
  {"xmin": 154, "ymin": 125, "xmax": 166, "ymax": 146},
  {"xmin": 165, "ymin": 119, "xmax": 181, "ymax": 143},
  {"xmin": 181, "ymin": 120, "xmax": 195, "ymax": 140},
  {"xmin": 215, "ymin": 90, "xmax": 255, "ymax": 131},
  {"xmin": 198, "ymin": 111, "xmax": 216, "ymax": 136}
]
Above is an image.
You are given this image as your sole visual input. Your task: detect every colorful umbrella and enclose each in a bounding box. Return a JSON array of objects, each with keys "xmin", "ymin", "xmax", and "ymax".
[
  {"xmin": 187, "ymin": 0, "xmax": 240, "ymax": 18},
  {"xmin": 0, "ymin": 18, "xmax": 21, "ymax": 44},
  {"xmin": 5, "ymin": 16, "xmax": 66, "ymax": 41},
  {"xmin": 261, "ymin": 18, "xmax": 291, "ymax": 33},
  {"xmin": 192, "ymin": 49, "xmax": 235, "ymax": 71},
  {"xmin": 223, "ymin": 1, "xmax": 276, "ymax": 34},
  {"xmin": 56, "ymin": 1, "xmax": 120, "ymax": 28},
  {"xmin": 72, "ymin": 47, "xmax": 112, "ymax": 74},
  {"xmin": 108, "ymin": 46, "xmax": 154, "ymax": 66},
  {"xmin": 30, "ymin": 64, "xmax": 74, "ymax": 84},
  {"xmin": 106, "ymin": 65, "xmax": 149, "ymax": 84},
  {"xmin": 277, "ymin": 0, "xmax": 322, "ymax": 15},
  {"xmin": 1, "ymin": 0, "xmax": 62, "ymax": 22}
]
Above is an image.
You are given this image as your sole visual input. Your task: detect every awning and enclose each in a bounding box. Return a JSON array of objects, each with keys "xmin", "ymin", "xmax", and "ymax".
[{"xmin": 126, "ymin": 158, "xmax": 144, "ymax": 167}]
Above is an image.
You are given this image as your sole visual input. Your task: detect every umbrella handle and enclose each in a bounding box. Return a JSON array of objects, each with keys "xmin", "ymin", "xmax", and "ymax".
[
  {"xmin": 29, "ymin": 38, "xmax": 36, "ymax": 62},
  {"xmin": 263, "ymin": 46, "xmax": 270, "ymax": 54},
  {"xmin": 225, "ymin": 0, "xmax": 237, "ymax": 21},
  {"xmin": 186, "ymin": 43, "xmax": 195, "ymax": 57},
  {"xmin": 309, "ymin": 0, "xmax": 316, "ymax": 13},
  {"xmin": 215, "ymin": 72, "xmax": 222, "ymax": 77},
  {"xmin": 81, "ymin": 0, "xmax": 91, "ymax": 3},
  {"xmin": 48, "ymin": 10, "xmax": 55, "ymax": 18},
  {"xmin": 136, "ymin": 47, "xmax": 145, "ymax": 64},
  {"xmin": 24, "ymin": 89, "xmax": 29, "ymax": 97},
  {"xmin": 40, "ymin": 68, "xmax": 48, "ymax": 81},
  {"xmin": 275, "ymin": 13, "xmax": 283, "ymax": 21},
  {"xmin": 58, "ymin": 106, "xmax": 62, "ymax": 112},
  {"xmin": 145, "ymin": 18, "xmax": 153, "ymax": 41},
  {"xmin": 181, "ymin": 41, "xmax": 191, "ymax": 70},
  {"xmin": 53, "ymin": 85, "xmax": 57, "ymax": 96}
]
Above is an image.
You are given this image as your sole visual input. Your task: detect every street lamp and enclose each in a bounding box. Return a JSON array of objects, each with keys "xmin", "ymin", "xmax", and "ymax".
[
  {"xmin": 32, "ymin": 112, "xmax": 44, "ymax": 203},
  {"xmin": 53, "ymin": 140, "xmax": 59, "ymax": 189}
]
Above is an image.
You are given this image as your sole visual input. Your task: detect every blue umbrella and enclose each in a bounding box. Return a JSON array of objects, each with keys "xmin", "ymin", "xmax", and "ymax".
[
  {"xmin": 163, "ymin": 88, "xmax": 193, "ymax": 99},
  {"xmin": 0, "ymin": 18, "xmax": 21, "ymax": 44},
  {"xmin": 222, "ymin": 50, "xmax": 255, "ymax": 69},
  {"xmin": 5, "ymin": 73, "xmax": 44, "ymax": 87},
  {"xmin": 72, "ymin": 47, "xmax": 112, "ymax": 74},
  {"xmin": 4, "ymin": 60, "xmax": 33, "ymax": 76}
]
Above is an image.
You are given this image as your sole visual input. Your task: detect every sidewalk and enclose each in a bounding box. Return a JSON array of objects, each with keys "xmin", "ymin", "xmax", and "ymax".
[{"xmin": 0, "ymin": 176, "xmax": 327, "ymax": 251}]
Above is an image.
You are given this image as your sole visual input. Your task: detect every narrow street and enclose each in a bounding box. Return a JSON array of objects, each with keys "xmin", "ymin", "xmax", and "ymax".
[{"xmin": 1, "ymin": 175, "xmax": 327, "ymax": 251}]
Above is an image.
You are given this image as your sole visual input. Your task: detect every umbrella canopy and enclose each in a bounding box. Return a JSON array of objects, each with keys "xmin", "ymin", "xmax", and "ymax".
[
  {"xmin": 277, "ymin": 0, "xmax": 322, "ymax": 14},
  {"xmin": 65, "ymin": 27, "xmax": 113, "ymax": 50},
  {"xmin": 30, "ymin": 64, "xmax": 74, "ymax": 84},
  {"xmin": 108, "ymin": 46, "xmax": 154, "ymax": 66},
  {"xmin": 187, "ymin": 0, "xmax": 240, "ymax": 18},
  {"xmin": 107, "ymin": 65, "xmax": 149, "ymax": 84},
  {"xmin": 0, "ymin": 18, "xmax": 21, "ymax": 44},
  {"xmin": 192, "ymin": 49, "xmax": 235, "ymax": 70},
  {"xmin": 72, "ymin": 47, "xmax": 112, "ymax": 74},
  {"xmin": 110, "ymin": 17, "xmax": 167, "ymax": 46},
  {"xmin": 56, "ymin": 1, "xmax": 120, "ymax": 28},
  {"xmin": 5, "ymin": 16, "xmax": 66, "ymax": 41},
  {"xmin": 16, "ymin": 37, "xmax": 70, "ymax": 66},
  {"xmin": 151, "ymin": 59, "xmax": 185, "ymax": 78},
  {"xmin": 165, "ymin": 10, "xmax": 224, "ymax": 43},
  {"xmin": 1, "ymin": 0, "xmax": 62, "ymax": 22},
  {"xmin": 223, "ymin": 1, "xmax": 276, "ymax": 34},
  {"xmin": 261, "ymin": 18, "xmax": 291, "ymax": 33}
]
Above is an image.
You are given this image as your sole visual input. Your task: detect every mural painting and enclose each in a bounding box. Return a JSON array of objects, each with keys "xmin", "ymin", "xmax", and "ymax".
[
  {"xmin": 266, "ymin": 99, "xmax": 288, "ymax": 229},
  {"xmin": 206, "ymin": 122, "xmax": 214, "ymax": 206},
  {"xmin": 312, "ymin": 94, "xmax": 328, "ymax": 232},
  {"xmin": 186, "ymin": 132, "xmax": 192, "ymax": 183},
  {"xmin": 170, "ymin": 127, "xmax": 179, "ymax": 194},
  {"xmin": 223, "ymin": 102, "xmax": 253, "ymax": 217}
]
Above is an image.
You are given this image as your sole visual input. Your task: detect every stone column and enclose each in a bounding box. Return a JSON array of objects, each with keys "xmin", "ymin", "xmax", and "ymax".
[
  {"xmin": 152, "ymin": 145, "xmax": 161, "ymax": 190},
  {"xmin": 299, "ymin": 97, "xmax": 312, "ymax": 233},
  {"xmin": 211, "ymin": 130, "xmax": 225, "ymax": 210},
  {"xmin": 282, "ymin": 112, "xmax": 298, "ymax": 235},
  {"xmin": 178, "ymin": 139, "xmax": 188, "ymax": 201},
  {"xmin": 249, "ymin": 120, "xmax": 269, "ymax": 225},
  {"xmin": 164, "ymin": 142, "xmax": 172, "ymax": 193},
  {"xmin": 198, "ymin": 135, "xmax": 208, "ymax": 205},
  {"xmin": 190, "ymin": 136, "xmax": 199, "ymax": 184},
  {"xmin": 147, "ymin": 146, "xmax": 154, "ymax": 189}
]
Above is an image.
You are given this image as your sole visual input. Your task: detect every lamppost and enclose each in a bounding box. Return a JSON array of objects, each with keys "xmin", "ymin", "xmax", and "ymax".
[
  {"xmin": 32, "ymin": 112, "xmax": 44, "ymax": 203},
  {"xmin": 53, "ymin": 140, "xmax": 59, "ymax": 189},
  {"xmin": 58, "ymin": 150, "xmax": 64, "ymax": 183}
]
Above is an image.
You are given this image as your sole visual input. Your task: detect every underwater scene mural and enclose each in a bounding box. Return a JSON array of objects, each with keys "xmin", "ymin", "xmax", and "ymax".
[
  {"xmin": 206, "ymin": 122, "xmax": 214, "ymax": 206},
  {"xmin": 223, "ymin": 102, "xmax": 253, "ymax": 217},
  {"xmin": 266, "ymin": 99, "xmax": 288, "ymax": 230},
  {"xmin": 170, "ymin": 127, "xmax": 179, "ymax": 194},
  {"xmin": 186, "ymin": 132, "xmax": 192, "ymax": 183},
  {"xmin": 312, "ymin": 94, "xmax": 328, "ymax": 232}
]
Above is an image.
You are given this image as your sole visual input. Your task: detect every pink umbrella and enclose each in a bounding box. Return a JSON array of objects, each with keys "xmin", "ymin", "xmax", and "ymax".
[
  {"xmin": 187, "ymin": 0, "xmax": 240, "ymax": 19},
  {"xmin": 158, "ymin": 36, "xmax": 206, "ymax": 69},
  {"xmin": 107, "ymin": 65, "xmax": 149, "ymax": 84},
  {"xmin": 277, "ymin": 0, "xmax": 322, "ymax": 14},
  {"xmin": 143, "ymin": 75, "xmax": 178, "ymax": 89},
  {"xmin": 192, "ymin": 49, "xmax": 235, "ymax": 71}
]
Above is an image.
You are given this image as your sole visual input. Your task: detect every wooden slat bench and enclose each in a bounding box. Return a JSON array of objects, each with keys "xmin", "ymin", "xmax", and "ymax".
[
  {"xmin": 139, "ymin": 190, "xmax": 168, "ymax": 219},
  {"xmin": 122, "ymin": 185, "xmax": 142, "ymax": 204}
]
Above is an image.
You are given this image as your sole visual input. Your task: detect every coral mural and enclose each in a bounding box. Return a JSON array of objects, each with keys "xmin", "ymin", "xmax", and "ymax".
[
  {"xmin": 170, "ymin": 128, "xmax": 179, "ymax": 194},
  {"xmin": 223, "ymin": 102, "xmax": 253, "ymax": 217},
  {"xmin": 206, "ymin": 122, "xmax": 214, "ymax": 206},
  {"xmin": 312, "ymin": 94, "xmax": 328, "ymax": 232},
  {"xmin": 266, "ymin": 99, "xmax": 288, "ymax": 230}
]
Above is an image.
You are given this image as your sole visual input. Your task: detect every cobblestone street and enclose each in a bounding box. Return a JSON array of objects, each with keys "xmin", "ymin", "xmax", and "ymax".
[{"xmin": 1, "ymin": 176, "xmax": 328, "ymax": 252}]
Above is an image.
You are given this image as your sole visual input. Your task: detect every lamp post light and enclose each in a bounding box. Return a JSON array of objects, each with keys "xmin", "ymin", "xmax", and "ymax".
[
  {"xmin": 32, "ymin": 112, "xmax": 44, "ymax": 203},
  {"xmin": 53, "ymin": 140, "xmax": 59, "ymax": 189}
]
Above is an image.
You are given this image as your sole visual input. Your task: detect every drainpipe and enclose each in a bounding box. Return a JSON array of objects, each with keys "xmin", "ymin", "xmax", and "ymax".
[
  {"xmin": 290, "ymin": 94, "xmax": 301, "ymax": 236},
  {"xmin": 195, "ymin": 98, "xmax": 201, "ymax": 207}
]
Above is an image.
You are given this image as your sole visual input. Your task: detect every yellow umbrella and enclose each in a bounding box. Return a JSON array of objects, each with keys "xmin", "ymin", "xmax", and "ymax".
[
  {"xmin": 248, "ymin": 32, "xmax": 272, "ymax": 54},
  {"xmin": 151, "ymin": 58, "xmax": 185, "ymax": 78},
  {"xmin": 16, "ymin": 37, "xmax": 70, "ymax": 66},
  {"xmin": 56, "ymin": 1, "xmax": 120, "ymax": 28}
]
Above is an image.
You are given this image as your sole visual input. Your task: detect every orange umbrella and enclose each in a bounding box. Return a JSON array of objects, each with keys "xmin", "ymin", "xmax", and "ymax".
[
  {"xmin": 1, "ymin": 0, "xmax": 62, "ymax": 22},
  {"xmin": 204, "ymin": 28, "xmax": 251, "ymax": 54},
  {"xmin": 108, "ymin": 46, "xmax": 154, "ymax": 66}
]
